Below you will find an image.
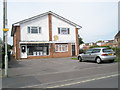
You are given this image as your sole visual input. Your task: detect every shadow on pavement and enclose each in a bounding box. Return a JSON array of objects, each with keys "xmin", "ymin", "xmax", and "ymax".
[
  {"xmin": 8, "ymin": 56, "xmax": 24, "ymax": 68},
  {"xmin": 2, "ymin": 75, "xmax": 41, "ymax": 88}
]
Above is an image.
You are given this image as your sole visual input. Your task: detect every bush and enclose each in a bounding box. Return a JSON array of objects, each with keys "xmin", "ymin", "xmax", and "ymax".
[
  {"xmin": 89, "ymin": 45, "xmax": 111, "ymax": 49},
  {"xmin": 89, "ymin": 45, "xmax": 99, "ymax": 48},
  {"xmin": 79, "ymin": 49, "xmax": 85, "ymax": 54},
  {"xmin": 112, "ymin": 47, "xmax": 120, "ymax": 56}
]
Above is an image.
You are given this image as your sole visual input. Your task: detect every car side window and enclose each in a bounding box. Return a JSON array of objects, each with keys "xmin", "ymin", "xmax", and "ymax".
[
  {"xmin": 92, "ymin": 49, "xmax": 101, "ymax": 53},
  {"xmin": 85, "ymin": 49, "xmax": 93, "ymax": 54},
  {"xmin": 103, "ymin": 49, "xmax": 113, "ymax": 52}
]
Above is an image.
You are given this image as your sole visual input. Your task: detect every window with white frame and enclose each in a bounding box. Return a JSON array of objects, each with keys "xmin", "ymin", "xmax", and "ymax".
[
  {"xmin": 27, "ymin": 26, "xmax": 41, "ymax": 34},
  {"xmin": 55, "ymin": 44, "xmax": 68, "ymax": 52},
  {"xmin": 58, "ymin": 28, "xmax": 70, "ymax": 34}
]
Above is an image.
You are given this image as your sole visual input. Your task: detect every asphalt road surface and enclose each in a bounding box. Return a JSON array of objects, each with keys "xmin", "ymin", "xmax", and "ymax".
[
  {"xmin": 57, "ymin": 75, "xmax": 119, "ymax": 88},
  {"xmin": 2, "ymin": 57, "xmax": 119, "ymax": 88}
]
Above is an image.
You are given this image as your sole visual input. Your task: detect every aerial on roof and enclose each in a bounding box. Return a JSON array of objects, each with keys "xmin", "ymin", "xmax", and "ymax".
[
  {"xmin": 12, "ymin": 11, "xmax": 82, "ymax": 28},
  {"xmin": 115, "ymin": 31, "xmax": 120, "ymax": 38}
]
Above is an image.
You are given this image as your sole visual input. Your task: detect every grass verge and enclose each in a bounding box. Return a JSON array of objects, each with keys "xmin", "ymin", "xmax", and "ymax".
[
  {"xmin": 115, "ymin": 56, "xmax": 120, "ymax": 62},
  {"xmin": 71, "ymin": 57, "xmax": 78, "ymax": 60}
]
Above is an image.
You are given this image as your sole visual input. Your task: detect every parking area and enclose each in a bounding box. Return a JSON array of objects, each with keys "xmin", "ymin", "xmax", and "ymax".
[
  {"xmin": 2, "ymin": 57, "xmax": 118, "ymax": 88},
  {"xmin": 4, "ymin": 57, "xmax": 117, "ymax": 77}
]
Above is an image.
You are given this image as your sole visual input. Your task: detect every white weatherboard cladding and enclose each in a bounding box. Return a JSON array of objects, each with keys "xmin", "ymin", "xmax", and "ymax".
[
  {"xmin": 20, "ymin": 16, "xmax": 49, "ymax": 42},
  {"xmin": 52, "ymin": 16, "xmax": 76, "ymax": 43}
]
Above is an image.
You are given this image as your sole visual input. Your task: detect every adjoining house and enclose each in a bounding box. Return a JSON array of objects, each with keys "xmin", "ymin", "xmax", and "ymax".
[
  {"xmin": 80, "ymin": 40, "xmax": 117, "ymax": 50},
  {"xmin": 11, "ymin": 11, "xmax": 82, "ymax": 60},
  {"xmin": 115, "ymin": 31, "xmax": 120, "ymax": 48},
  {"xmin": 100, "ymin": 40, "xmax": 117, "ymax": 47}
]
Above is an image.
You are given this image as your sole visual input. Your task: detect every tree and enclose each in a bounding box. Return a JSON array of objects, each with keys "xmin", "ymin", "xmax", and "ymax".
[
  {"xmin": 78, "ymin": 35, "xmax": 84, "ymax": 45},
  {"xmin": 96, "ymin": 40, "xmax": 103, "ymax": 43},
  {"xmin": 89, "ymin": 45, "xmax": 111, "ymax": 49}
]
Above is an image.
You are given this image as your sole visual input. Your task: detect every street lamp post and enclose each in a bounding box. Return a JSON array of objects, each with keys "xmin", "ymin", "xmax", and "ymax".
[{"xmin": 3, "ymin": 0, "xmax": 8, "ymax": 77}]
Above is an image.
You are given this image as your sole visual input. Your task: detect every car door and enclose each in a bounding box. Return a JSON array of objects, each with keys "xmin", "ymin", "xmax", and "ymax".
[
  {"xmin": 90, "ymin": 49, "xmax": 101, "ymax": 61},
  {"xmin": 82, "ymin": 49, "xmax": 93, "ymax": 60}
]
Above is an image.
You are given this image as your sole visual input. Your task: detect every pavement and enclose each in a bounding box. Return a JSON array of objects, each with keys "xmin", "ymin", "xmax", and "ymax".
[{"xmin": 2, "ymin": 57, "xmax": 119, "ymax": 88}]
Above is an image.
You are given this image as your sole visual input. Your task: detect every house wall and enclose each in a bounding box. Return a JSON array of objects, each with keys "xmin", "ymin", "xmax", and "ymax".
[
  {"xmin": 13, "ymin": 14, "xmax": 79, "ymax": 59},
  {"xmin": 20, "ymin": 15, "xmax": 76, "ymax": 43},
  {"xmin": 118, "ymin": 38, "xmax": 120, "ymax": 48},
  {"xmin": 52, "ymin": 16, "xmax": 76, "ymax": 43},
  {"xmin": 20, "ymin": 16, "xmax": 49, "ymax": 42},
  {"xmin": 13, "ymin": 26, "xmax": 21, "ymax": 59},
  {"xmin": 48, "ymin": 13, "xmax": 52, "ymax": 41},
  {"xmin": 76, "ymin": 28, "xmax": 79, "ymax": 55},
  {"xmin": 13, "ymin": 31, "xmax": 16, "ymax": 58}
]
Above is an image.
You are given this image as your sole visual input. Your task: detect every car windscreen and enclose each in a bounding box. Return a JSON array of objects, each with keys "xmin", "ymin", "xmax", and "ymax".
[{"xmin": 103, "ymin": 49, "xmax": 113, "ymax": 52}]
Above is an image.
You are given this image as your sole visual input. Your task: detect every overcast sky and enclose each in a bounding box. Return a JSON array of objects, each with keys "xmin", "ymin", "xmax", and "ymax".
[{"xmin": 0, "ymin": 0, "xmax": 119, "ymax": 45}]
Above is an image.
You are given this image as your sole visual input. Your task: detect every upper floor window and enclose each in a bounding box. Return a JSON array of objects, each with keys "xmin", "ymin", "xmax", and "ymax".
[
  {"xmin": 27, "ymin": 26, "xmax": 41, "ymax": 34},
  {"xmin": 58, "ymin": 27, "xmax": 70, "ymax": 35}
]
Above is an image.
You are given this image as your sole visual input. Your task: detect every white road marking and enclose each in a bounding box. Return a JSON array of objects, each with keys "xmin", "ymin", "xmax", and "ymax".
[
  {"xmin": 47, "ymin": 74, "xmax": 119, "ymax": 88},
  {"xmin": 20, "ymin": 72, "xmax": 118, "ymax": 88}
]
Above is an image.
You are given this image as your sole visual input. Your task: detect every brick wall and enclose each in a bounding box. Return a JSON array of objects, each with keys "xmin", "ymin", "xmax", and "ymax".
[
  {"xmin": 13, "ymin": 31, "xmax": 16, "ymax": 59},
  {"xmin": 48, "ymin": 13, "xmax": 52, "ymax": 41},
  {"xmin": 118, "ymin": 38, "xmax": 120, "ymax": 48},
  {"xmin": 13, "ymin": 26, "xmax": 21, "ymax": 60},
  {"xmin": 76, "ymin": 28, "xmax": 79, "ymax": 55}
]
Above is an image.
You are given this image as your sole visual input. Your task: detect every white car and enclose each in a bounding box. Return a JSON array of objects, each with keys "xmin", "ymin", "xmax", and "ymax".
[{"xmin": 78, "ymin": 47, "xmax": 116, "ymax": 64}]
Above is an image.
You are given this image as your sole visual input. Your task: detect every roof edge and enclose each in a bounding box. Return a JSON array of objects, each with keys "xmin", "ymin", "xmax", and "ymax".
[{"xmin": 12, "ymin": 11, "xmax": 82, "ymax": 28}]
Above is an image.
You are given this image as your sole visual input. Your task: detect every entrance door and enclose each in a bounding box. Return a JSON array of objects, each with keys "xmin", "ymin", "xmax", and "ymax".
[
  {"xmin": 21, "ymin": 45, "xmax": 27, "ymax": 58},
  {"xmin": 72, "ymin": 45, "xmax": 76, "ymax": 56}
]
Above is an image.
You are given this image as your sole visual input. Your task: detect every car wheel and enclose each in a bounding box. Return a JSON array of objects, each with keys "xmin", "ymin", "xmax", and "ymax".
[
  {"xmin": 96, "ymin": 57, "xmax": 101, "ymax": 64},
  {"xmin": 79, "ymin": 56, "xmax": 83, "ymax": 62}
]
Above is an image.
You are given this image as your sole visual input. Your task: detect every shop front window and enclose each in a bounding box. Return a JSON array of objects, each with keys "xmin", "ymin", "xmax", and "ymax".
[{"xmin": 27, "ymin": 44, "xmax": 49, "ymax": 56}]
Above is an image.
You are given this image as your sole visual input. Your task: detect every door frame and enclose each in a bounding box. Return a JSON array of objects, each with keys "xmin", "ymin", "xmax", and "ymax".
[
  {"xmin": 21, "ymin": 45, "xmax": 27, "ymax": 58},
  {"xmin": 72, "ymin": 44, "xmax": 76, "ymax": 56}
]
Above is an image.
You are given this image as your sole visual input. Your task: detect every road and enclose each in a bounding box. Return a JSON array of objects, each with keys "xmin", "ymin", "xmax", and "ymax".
[
  {"xmin": 55, "ymin": 75, "xmax": 119, "ymax": 88},
  {"xmin": 2, "ymin": 57, "xmax": 119, "ymax": 88}
]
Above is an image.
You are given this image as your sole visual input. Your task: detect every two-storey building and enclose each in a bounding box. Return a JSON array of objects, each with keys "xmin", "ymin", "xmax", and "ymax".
[{"xmin": 11, "ymin": 11, "xmax": 82, "ymax": 59}]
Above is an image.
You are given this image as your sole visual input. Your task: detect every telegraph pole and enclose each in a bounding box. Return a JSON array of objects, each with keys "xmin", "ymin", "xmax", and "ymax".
[{"xmin": 3, "ymin": 0, "xmax": 8, "ymax": 77}]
